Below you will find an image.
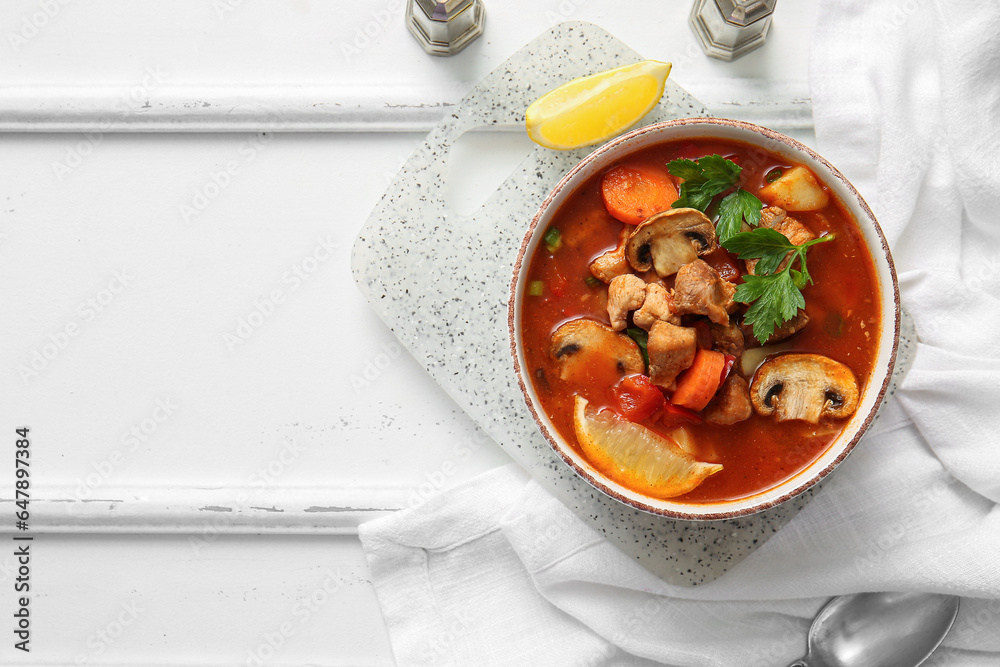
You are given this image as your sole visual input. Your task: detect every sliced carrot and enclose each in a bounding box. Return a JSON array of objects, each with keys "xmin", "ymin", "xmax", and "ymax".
[
  {"xmin": 601, "ymin": 164, "xmax": 679, "ymax": 225},
  {"xmin": 671, "ymin": 349, "xmax": 726, "ymax": 411}
]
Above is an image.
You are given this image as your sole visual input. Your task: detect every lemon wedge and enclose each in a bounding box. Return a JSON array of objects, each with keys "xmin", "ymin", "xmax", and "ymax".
[
  {"xmin": 525, "ymin": 60, "xmax": 672, "ymax": 150},
  {"xmin": 573, "ymin": 396, "xmax": 721, "ymax": 499}
]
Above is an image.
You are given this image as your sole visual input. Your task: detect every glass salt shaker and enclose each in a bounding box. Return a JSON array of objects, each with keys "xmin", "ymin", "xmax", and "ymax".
[
  {"xmin": 406, "ymin": 0, "xmax": 486, "ymax": 57},
  {"xmin": 689, "ymin": 0, "xmax": 777, "ymax": 61}
]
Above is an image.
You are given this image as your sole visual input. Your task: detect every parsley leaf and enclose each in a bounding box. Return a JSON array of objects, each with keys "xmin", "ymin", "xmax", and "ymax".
[
  {"xmin": 724, "ymin": 229, "xmax": 836, "ymax": 344},
  {"xmin": 665, "ymin": 158, "xmax": 702, "ymax": 182},
  {"xmin": 735, "ymin": 272, "xmax": 805, "ymax": 344},
  {"xmin": 724, "ymin": 228, "xmax": 834, "ymax": 278},
  {"xmin": 667, "ymin": 155, "xmax": 741, "ymax": 213},
  {"xmin": 696, "ymin": 154, "xmax": 741, "ymax": 182},
  {"xmin": 673, "ymin": 187, "xmax": 715, "ymax": 212},
  {"xmin": 723, "ymin": 228, "xmax": 797, "ymax": 275},
  {"xmin": 716, "ymin": 189, "xmax": 764, "ymax": 244}
]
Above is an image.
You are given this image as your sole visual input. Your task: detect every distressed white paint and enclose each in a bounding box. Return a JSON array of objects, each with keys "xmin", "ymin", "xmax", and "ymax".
[
  {"xmin": 0, "ymin": 80, "xmax": 809, "ymax": 133},
  {"xmin": 17, "ymin": 484, "xmax": 407, "ymax": 533}
]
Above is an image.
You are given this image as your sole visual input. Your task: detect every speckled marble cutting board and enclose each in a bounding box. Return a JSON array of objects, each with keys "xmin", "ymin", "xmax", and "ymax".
[{"xmin": 351, "ymin": 21, "xmax": 912, "ymax": 586}]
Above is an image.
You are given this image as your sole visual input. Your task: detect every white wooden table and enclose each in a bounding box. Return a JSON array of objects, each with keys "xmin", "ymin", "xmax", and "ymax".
[{"xmin": 0, "ymin": 1, "xmax": 816, "ymax": 663}]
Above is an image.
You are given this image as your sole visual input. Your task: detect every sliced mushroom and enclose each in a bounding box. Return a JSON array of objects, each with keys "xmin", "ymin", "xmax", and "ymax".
[
  {"xmin": 750, "ymin": 353, "xmax": 860, "ymax": 424},
  {"xmin": 550, "ymin": 319, "xmax": 644, "ymax": 382},
  {"xmin": 606, "ymin": 274, "xmax": 647, "ymax": 331},
  {"xmin": 742, "ymin": 310, "xmax": 810, "ymax": 348},
  {"xmin": 625, "ymin": 208, "xmax": 717, "ymax": 278},
  {"xmin": 589, "ymin": 226, "xmax": 632, "ymax": 284},
  {"xmin": 633, "ymin": 283, "xmax": 679, "ymax": 330},
  {"xmin": 704, "ymin": 375, "xmax": 753, "ymax": 425},
  {"xmin": 646, "ymin": 320, "xmax": 697, "ymax": 390}
]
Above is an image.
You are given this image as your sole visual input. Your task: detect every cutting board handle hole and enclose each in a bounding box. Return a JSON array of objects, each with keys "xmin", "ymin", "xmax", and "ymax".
[{"xmin": 444, "ymin": 127, "xmax": 535, "ymax": 218}]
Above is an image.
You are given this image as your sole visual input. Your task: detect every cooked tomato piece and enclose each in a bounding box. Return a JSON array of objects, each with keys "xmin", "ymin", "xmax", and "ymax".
[
  {"xmin": 703, "ymin": 248, "xmax": 742, "ymax": 283},
  {"xmin": 612, "ymin": 374, "xmax": 665, "ymax": 421}
]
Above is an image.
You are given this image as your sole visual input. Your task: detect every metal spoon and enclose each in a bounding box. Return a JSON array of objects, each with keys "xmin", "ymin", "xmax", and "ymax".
[{"xmin": 788, "ymin": 592, "xmax": 960, "ymax": 667}]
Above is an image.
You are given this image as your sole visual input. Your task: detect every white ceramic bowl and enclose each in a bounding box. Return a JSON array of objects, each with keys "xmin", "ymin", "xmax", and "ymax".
[{"xmin": 509, "ymin": 118, "xmax": 900, "ymax": 520}]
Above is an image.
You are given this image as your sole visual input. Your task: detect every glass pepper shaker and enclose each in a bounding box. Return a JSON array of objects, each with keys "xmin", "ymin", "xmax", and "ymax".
[
  {"xmin": 689, "ymin": 0, "xmax": 777, "ymax": 61},
  {"xmin": 406, "ymin": 0, "xmax": 486, "ymax": 57}
]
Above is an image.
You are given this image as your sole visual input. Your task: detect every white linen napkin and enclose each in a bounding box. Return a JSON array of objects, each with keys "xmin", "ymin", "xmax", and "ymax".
[{"xmin": 360, "ymin": 1, "xmax": 1000, "ymax": 664}]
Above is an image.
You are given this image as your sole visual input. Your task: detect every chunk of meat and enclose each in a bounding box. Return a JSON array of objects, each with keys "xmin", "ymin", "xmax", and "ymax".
[
  {"xmin": 710, "ymin": 322, "xmax": 745, "ymax": 358},
  {"xmin": 633, "ymin": 283, "xmax": 679, "ymax": 330},
  {"xmin": 747, "ymin": 207, "xmax": 817, "ymax": 275},
  {"xmin": 703, "ymin": 375, "xmax": 753, "ymax": 425},
  {"xmin": 742, "ymin": 309, "xmax": 810, "ymax": 348},
  {"xmin": 606, "ymin": 274, "xmax": 647, "ymax": 331},
  {"xmin": 646, "ymin": 321, "xmax": 697, "ymax": 390},
  {"xmin": 589, "ymin": 227, "xmax": 632, "ymax": 284},
  {"xmin": 672, "ymin": 259, "xmax": 737, "ymax": 326},
  {"xmin": 771, "ymin": 212, "xmax": 816, "ymax": 246},
  {"xmin": 759, "ymin": 205, "xmax": 786, "ymax": 228}
]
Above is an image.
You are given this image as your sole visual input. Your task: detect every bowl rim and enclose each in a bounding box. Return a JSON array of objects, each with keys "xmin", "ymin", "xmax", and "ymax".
[{"xmin": 508, "ymin": 117, "xmax": 901, "ymax": 521}]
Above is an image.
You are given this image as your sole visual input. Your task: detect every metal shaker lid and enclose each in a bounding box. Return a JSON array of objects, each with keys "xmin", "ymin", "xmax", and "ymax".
[{"xmin": 714, "ymin": 0, "xmax": 777, "ymax": 27}]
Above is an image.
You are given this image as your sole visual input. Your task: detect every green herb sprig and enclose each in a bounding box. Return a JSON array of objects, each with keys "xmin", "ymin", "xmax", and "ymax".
[
  {"xmin": 666, "ymin": 155, "xmax": 762, "ymax": 243},
  {"xmin": 667, "ymin": 155, "xmax": 740, "ymax": 211},
  {"xmin": 723, "ymin": 228, "xmax": 835, "ymax": 344}
]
